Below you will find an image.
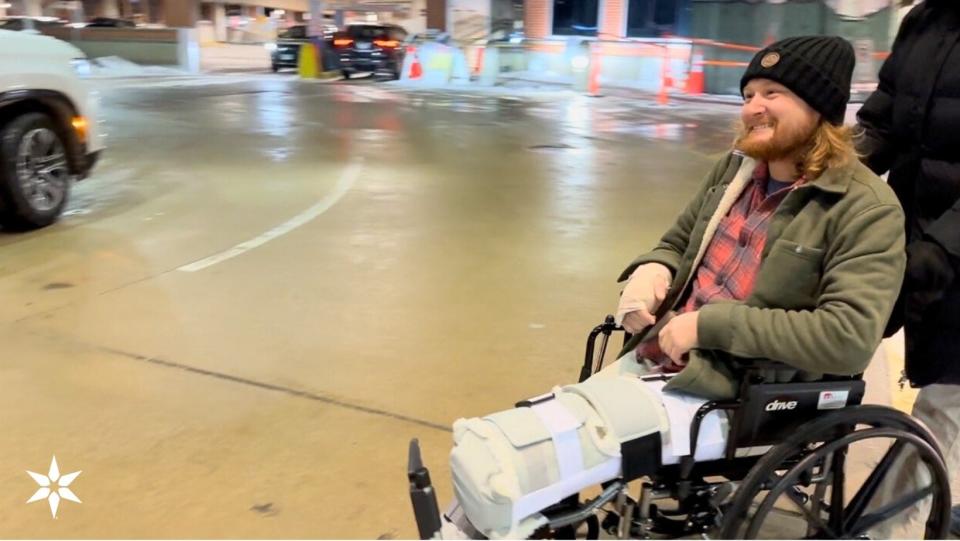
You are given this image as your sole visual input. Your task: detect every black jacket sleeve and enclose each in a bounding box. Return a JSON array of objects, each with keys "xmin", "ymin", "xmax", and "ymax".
[
  {"xmin": 856, "ymin": 7, "xmax": 923, "ymax": 175},
  {"xmin": 927, "ymin": 203, "xmax": 960, "ymax": 259}
]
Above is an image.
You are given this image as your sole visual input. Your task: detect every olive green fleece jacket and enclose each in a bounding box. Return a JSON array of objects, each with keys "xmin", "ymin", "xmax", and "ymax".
[{"xmin": 618, "ymin": 152, "xmax": 906, "ymax": 400}]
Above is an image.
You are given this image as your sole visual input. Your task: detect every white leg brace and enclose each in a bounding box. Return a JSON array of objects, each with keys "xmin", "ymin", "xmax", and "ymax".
[{"xmin": 448, "ymin": 366, "xmax": 732, "ymax": 539}]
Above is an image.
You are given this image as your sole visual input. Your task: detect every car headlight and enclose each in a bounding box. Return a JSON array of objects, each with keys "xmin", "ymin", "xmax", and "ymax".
[
  {"xmin": 70, "ymin": 58, "xmax": 92, "ymax": 78},
  {"xmin": 265, "ymin": 42, "xmax": 277, "ymax": 52}
]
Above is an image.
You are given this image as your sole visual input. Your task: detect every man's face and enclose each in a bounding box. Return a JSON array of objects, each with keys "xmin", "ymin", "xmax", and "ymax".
[{"xmin": 735, "ymin": 79, "xmax": 821, "ymax": 163}]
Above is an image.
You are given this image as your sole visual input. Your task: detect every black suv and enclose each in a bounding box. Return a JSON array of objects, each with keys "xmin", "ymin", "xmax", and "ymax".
[{"xmin": 334, "ymin": 23, "xmax": 408, "ymax": 79}]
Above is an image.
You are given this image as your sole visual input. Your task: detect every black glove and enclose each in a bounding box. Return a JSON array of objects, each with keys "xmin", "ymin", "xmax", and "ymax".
[{"xmin": 905, "ymin": 239, "xmax": 955, "ymax": 300}]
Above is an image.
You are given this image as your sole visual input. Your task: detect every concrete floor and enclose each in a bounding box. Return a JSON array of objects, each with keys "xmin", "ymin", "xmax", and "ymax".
[{"xmin": 0, "ymin": 75, "xmax": 925, "ymax": 537}]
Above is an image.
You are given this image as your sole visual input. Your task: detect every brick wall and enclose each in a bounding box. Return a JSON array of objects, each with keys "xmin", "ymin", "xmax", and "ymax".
[
  {"xmin": 600, "ymin": 0, "xmax": 625, "ymax": 38},
  {"xmin": 525, "ymin": 0, "xmax": 550, "ymax": 39}
]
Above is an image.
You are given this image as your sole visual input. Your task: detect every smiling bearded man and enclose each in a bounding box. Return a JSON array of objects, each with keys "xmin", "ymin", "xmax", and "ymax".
[{"xmin": 615, "ymin": 35, "xmax": 906, "ymax": 400}]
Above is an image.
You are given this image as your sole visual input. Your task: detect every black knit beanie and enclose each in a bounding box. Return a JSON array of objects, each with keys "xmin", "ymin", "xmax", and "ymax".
[{"xmin": 740, "ymin": 36, "xmax": 855, "ymax": 125}]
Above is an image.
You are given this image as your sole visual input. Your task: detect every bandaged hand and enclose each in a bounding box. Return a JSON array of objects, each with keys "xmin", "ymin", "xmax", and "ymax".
[
  {"xmin": 658, "ymin": 311, "xmax": 699, "ymax": 364},
  {"xmin": 616, "ymin": 262, "xmax": 672, "ymax": 333}
]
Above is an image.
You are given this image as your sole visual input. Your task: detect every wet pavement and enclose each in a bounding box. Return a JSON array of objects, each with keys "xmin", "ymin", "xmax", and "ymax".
[{"xmin": 0, "ymin": 75, "xmax": 918, "ymax": 537}]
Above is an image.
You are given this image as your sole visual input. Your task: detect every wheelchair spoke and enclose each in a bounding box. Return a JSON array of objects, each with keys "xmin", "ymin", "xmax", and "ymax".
[
  {"xmin": 808, "ymin": 455, "xmax": 837, "ymax": 538},
  {"xmin": 842, "ymin": 439, "xmax": 906, "ymax": 533},
  {"xmin": 847, "ymin": 484, "xmax": 935, "ymax": 535},
  {"xmin": 828, "ymin": 448, "xmax": 847, "ymax": 533},
  {"xmin": 783, "ymin": 487, "xmax": 840, "ymax": 539},
  {"xmin": 746, "ymin": 469, "xmax": 815, "ymax": 539},
  {"xmin": 744, "ymin": 430, "xmax": 903, "ymax": 539}
]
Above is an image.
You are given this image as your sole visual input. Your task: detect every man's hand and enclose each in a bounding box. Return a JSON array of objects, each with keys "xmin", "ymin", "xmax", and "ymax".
[
  {"xmin": 617, "ymin": 263, "xmax": 671, "ymax": 333},
  {"xmin": 658, "ymin": 311, "xmax": 699, "ymax": 364}
]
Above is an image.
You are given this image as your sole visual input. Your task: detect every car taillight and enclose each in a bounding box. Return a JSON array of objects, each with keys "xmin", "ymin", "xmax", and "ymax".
[
  {"xmin": 374, "ymin": 39, "xmax": 399, "ymax": 48},
  {"xmin": 334, "ymin": 38, "xmax": 354, "ymax": 47}
]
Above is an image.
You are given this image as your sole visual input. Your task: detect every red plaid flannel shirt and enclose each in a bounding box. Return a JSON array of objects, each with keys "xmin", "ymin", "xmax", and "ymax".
[{"xmin": 637, "ymin": 162, "xmax": 795, "ymax": 369}]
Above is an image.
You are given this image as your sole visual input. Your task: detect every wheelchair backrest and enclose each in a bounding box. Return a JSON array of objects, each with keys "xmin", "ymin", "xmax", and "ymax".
[{"xmin": 728, "ymin": 379, "xmax": 866, "ymax": 449}]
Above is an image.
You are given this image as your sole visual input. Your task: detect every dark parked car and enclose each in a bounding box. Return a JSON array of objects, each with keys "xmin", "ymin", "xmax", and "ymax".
[
  {"xmin": 0, "ymin": 16, "xmax": 66, "ymax": 31},
  {"xmin": 84, "ymin": 17, "xmax": 136, "ymax": 27},
  {"xmin": 269, "ymin": 24, "xmax": 336, "ymax": 72},
  {"xmin": 334, "ymin": 23, "xmax": 408, "ymax": 79}
]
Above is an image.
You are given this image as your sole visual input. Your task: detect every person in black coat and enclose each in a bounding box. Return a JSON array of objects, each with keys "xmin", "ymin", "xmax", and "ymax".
[{"xmin": 857, "ymin": 0, "xmax": 960, "ymax": 535}]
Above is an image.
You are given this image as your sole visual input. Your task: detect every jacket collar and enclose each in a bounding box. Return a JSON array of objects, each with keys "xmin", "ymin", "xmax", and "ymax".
[
  {"xmin": 731, "ymin": 152, "xmax": 854, "ymax": 195},
  {"xmin": 800, "ymin": 161, "xmax": 855, "ymax": 195}
]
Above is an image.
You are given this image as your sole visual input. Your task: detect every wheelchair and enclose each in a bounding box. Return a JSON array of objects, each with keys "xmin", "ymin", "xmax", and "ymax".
[{"xmin": 409, "ymin": 316, "xmax": 953, "ymax": 539}]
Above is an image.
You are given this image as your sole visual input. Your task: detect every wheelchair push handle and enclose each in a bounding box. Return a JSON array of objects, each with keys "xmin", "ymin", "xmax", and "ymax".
[
  {"xmin": 579, "ymin": 315, "xmax": 631, "ymax": 383},
  {"xmin": 408, "ymin": 439, "xmax": 442, "ymax": 540}
]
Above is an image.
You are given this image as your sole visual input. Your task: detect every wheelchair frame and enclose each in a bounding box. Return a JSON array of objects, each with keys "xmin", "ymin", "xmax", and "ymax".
[
  {"xmin": 564, "ymin": 316, "xmax": 953, "ymax": 539},
  {"xmin": 408, "ymin": 317, "xmax": 954, "ymax": 540}
]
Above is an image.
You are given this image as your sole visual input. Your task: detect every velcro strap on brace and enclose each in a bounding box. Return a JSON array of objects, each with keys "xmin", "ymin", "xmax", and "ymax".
[{"xmin": 529, "ymin": 397, "xmax": 584, "ymax": 481}]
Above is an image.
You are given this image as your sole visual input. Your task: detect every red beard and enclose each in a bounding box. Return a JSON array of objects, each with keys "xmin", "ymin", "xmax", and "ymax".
[{"xmin": 735, "ymin": 117, "xmax": 817, "ymax": 162}]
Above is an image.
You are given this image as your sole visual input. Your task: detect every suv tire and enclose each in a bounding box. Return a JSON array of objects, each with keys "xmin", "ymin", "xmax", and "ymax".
[{"xmin": 0, "ymin": 112, "xmax": 72, "ymax": 230}]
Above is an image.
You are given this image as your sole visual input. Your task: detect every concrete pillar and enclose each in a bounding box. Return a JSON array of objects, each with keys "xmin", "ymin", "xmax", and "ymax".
[
  {"xmin": 213, "ymin": 2, "xmax": 226, "ymax": 41},
  {"xmin": 426, "ymin": 0, "xmax": 444, "ymax": 30},
  {"xmin": 150, "ymin": 0, "xmax": 163, "ymax": 23},
  {"xmin": 307, "ymin": 0, "xmax": 324, "ymax": 36},
  {"xmin": 404, "ymin": 0, "xmax": 426, "ymax": 35},
  {"xmin": 70, "ymin": 0, "xmax": 86, "ymax": 24},
  {"xmin": 164, "ymin": 0, "xmax": 198, "ymax": 27},
  {"xmin": 524, "ymin": 0, "xmax": 550, "ymax": 39},
  {"xmin": 98, "ymin": 0, "xmax": 119, "ymax": 17},
  {"xmin": 22, "ymin": 0, "xmax": 43, "ymax": 17},
  {"xmin": 177, "ymin": 27, "xmax": 200, "ymax": 72},
  {"xmin": 599, "ymin": 0, "xmax": 626, "ymax": 39}
]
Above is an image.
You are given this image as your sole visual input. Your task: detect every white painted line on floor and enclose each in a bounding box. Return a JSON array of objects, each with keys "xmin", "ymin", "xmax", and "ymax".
[{"xmin": 177, "ymin": 158, "xmax": 364, "ymax": 273}]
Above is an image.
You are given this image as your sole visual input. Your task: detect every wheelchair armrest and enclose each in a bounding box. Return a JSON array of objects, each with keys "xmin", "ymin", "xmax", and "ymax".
[
  {"xmin": 730, "ymin": 358, "xmax": 863, "ymax": 382},
  {"xmin": 729, "ymin": 358, "xmax": 797, "ymax": 374}
]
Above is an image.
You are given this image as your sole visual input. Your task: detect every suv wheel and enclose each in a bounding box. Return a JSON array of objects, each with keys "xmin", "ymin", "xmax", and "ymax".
[{"xmin": 0, "ymin": 112, "xmax": 72, "ymax": 230}]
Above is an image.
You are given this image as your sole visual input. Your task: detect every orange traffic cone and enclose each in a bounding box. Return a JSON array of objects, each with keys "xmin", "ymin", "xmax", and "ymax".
[
  {"xmin": 473, "ymin": 46, "xmax": 485, "ymax": 76},
  {"xmin": 658, "ymin": 47, "xmax": 670, "ymax": 105},
  {"xmin": 685, "ymin": 47, "xmax": 705, "ymax": 95},
  {"xmin": 587, "ymin": 44, "xmax": 601, "ymax": 97},
  {"xmin": 408, "ymin": 47, "xmax": 423, "ymax": 79}
]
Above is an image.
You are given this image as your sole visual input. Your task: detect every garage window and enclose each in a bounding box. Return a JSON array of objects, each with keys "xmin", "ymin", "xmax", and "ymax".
[
  {"xmin": 552, "ymin": 0, "xmax": 599, "ymax": 36},
  {"xmin": 627, "ymin": 0, "xmax": 679, "ymax": 37}
]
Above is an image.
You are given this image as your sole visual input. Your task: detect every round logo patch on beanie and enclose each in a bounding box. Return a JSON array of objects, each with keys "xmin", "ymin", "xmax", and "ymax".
[{"xmin": 761, "ymin": 52, "xmax": 781, "ymax": 68}]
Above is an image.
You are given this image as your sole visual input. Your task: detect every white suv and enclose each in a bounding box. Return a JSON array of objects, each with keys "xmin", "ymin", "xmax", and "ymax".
[{"xmin": 0, "ymin": 29, "xmax": 104, "ymax": 229}]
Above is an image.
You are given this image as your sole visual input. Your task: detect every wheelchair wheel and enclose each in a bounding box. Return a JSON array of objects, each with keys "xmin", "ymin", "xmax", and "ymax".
[{"xmin": 720, "ymin": 406, "xmax": 952, "ymax": 539}]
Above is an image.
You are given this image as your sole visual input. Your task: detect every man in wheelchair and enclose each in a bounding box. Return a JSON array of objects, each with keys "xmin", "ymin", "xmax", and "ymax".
[{"xmin": 408, "ymin": 37, "xmax": 954, "ymax": 539}]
